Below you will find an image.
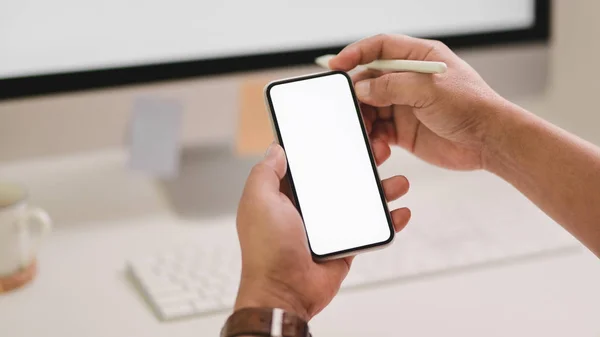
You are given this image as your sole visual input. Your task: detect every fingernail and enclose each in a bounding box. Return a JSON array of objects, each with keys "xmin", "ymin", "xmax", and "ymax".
[
  {"xmin": 265, "ymin": 142, "xmax": 275, "ymax": 158},
  {"xmin": 264, "ymin": 142, "xmax": 280, "ymax": 167},
  {"xmin": 355, "ymin": 81, "xmax": 370, "ymax": 97}
]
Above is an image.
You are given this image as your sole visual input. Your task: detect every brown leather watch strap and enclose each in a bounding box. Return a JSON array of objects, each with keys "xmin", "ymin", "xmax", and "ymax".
[{"xmin": 220, "ymin": 307, "xmax": 311, "ymax": 337}]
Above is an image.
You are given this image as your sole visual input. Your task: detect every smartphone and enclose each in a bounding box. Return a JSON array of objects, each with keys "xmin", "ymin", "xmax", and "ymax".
[{"xmin": 264, "ymin": 70, "xmax": 395, "ymax": 260}]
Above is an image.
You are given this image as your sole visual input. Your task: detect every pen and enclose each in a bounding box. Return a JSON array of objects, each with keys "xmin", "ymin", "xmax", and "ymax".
[{"xmin": 315, "ymin": 54, "xmax": 447, "ymax": 74}]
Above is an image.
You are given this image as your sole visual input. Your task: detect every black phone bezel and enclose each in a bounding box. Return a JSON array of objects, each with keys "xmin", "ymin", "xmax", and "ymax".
[{"xmin": 264, "ymin": 70, "xmax": 396, "ymax": 260}]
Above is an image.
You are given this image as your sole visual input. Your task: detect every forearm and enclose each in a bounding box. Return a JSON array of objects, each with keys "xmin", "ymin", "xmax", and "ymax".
[{"xmin": 483, "ymin": 101, "xmax": 600, "ymax": 256}]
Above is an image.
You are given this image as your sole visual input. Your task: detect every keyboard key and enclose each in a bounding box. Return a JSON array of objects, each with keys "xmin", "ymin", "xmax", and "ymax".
[
  {"xmin": 192, "ymin": 299, "xmax": 221, "ymax": 313},
  {"xmin": 159, "ymin": 303, "xmax": 195, "ymax": 320},
  {"xmin": 147, "ymin": 284, "xmax": 186, "ymax": 296},
  {"xmin": 155, "ymin": 292, "xmax": 197, "ymax": 307}
]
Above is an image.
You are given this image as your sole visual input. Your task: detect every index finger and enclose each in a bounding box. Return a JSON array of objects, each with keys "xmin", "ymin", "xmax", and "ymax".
[{"xmin": 329, "ymin": 34, "xmax": 442, "ymax": 71}]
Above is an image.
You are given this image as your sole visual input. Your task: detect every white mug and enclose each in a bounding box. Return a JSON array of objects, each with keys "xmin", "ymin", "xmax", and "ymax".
[{"xmin": 0, "ymin": 182, "xmax": 52, "ymax": 277}]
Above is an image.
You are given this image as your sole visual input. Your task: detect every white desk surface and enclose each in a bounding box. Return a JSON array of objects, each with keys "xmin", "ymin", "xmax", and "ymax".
[{"xmin": 1, "ymin": 148, "xmax": 599, "ymax": 337}]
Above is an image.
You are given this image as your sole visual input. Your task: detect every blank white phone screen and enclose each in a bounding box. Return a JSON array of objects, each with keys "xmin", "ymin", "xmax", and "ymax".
[{"xmin": 268, "ymin": 72, "xmax": 392, "ymax": 257}]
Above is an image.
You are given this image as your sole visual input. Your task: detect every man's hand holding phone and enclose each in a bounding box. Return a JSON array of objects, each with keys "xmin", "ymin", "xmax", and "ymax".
[
  {"xmin": 235, "ymin": 142, "xmax": 410, "ymax": 321},
  {"xmin": 330, "ymin": 34, "xmax": 508, "ymax": 171}
]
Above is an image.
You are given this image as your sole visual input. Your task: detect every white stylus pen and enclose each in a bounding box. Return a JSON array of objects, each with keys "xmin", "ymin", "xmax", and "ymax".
[{"xmin": 315, "ymin": 54, "xmax": 447, "ymax": 74}]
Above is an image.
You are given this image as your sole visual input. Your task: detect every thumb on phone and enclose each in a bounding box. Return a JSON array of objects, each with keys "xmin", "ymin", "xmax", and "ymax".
[{"xmin": 244, "ymin": 143, "xmax": 288, "ymax": 197}]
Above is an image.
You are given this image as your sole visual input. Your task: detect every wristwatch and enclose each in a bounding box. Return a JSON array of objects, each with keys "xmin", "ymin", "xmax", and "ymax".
[{"xmin": 220, "ymin": 307, "xmax": 311, "ymax": 337}]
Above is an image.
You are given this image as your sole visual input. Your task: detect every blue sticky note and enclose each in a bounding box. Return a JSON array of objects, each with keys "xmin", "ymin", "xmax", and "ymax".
[{"xmin": 128, "ymin": 97, "xmax": 182, "ymax": 178}]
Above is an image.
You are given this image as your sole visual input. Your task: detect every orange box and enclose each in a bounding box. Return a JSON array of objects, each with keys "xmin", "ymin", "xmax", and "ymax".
[{"xmin": 235, "ymin": 77, "xmax": 276, "ymax": 156}]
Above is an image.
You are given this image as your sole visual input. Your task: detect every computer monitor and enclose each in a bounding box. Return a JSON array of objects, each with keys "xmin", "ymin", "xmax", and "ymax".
[
  {"xmin": 0, "ymin": 0, "xmax": 552, "ymax": 218},
  {"xmin": 0, "ymin": 0, "xmax": 551, "ymax": 165},
  {"xmin": 0, "ymin": 0, "xmax": 549, "ymax": 100}
]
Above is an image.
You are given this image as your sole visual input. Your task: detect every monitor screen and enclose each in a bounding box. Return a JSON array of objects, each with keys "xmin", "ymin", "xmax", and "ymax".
[{"xmin": 0, "ymin": 0, "xmax": 547, "ymax": 99}]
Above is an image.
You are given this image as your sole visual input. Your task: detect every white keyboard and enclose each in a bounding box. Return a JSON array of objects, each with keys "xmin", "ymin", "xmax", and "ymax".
[{"xmin": 128, "ymin": 170, "xmax": 579, "ymax": 321}]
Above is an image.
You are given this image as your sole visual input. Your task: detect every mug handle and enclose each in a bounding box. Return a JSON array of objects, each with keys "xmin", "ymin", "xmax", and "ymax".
[{"xmin": 15, "ymin": 207, "xmax": 52, "ymax": 268}]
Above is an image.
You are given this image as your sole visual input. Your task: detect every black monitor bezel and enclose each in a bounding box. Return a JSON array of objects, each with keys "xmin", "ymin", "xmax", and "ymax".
[{"xmin": 0, "ymin": 0, "xmax": 550, "ymax": 101}]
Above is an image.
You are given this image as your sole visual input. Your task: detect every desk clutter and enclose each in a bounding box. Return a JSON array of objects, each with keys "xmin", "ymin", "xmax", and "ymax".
[
  {"xmin": 0, "ymin": 259, "xmax": 37, "ymax": 294},
  {"xmin": 0, "ymin": 182, "xmax": 52, "ymax": 294}
]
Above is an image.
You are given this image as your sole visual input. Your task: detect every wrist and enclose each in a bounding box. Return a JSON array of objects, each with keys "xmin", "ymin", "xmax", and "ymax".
[
  {"xmin": 481, "ymin": 98, "xmax": 530, "ymax": 173},
  {"xmin": 221, "ymin": 307, "xmax": 311, "ymax": 337},
  {"xmin": 234, "ymin": 277, "xmax": 310, "ymax": 322}
]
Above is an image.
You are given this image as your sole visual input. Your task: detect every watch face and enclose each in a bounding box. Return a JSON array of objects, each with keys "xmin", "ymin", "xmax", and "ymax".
[{"xmin": 221, "ymin": 308, "xmax": 310, "ymax": 337}]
